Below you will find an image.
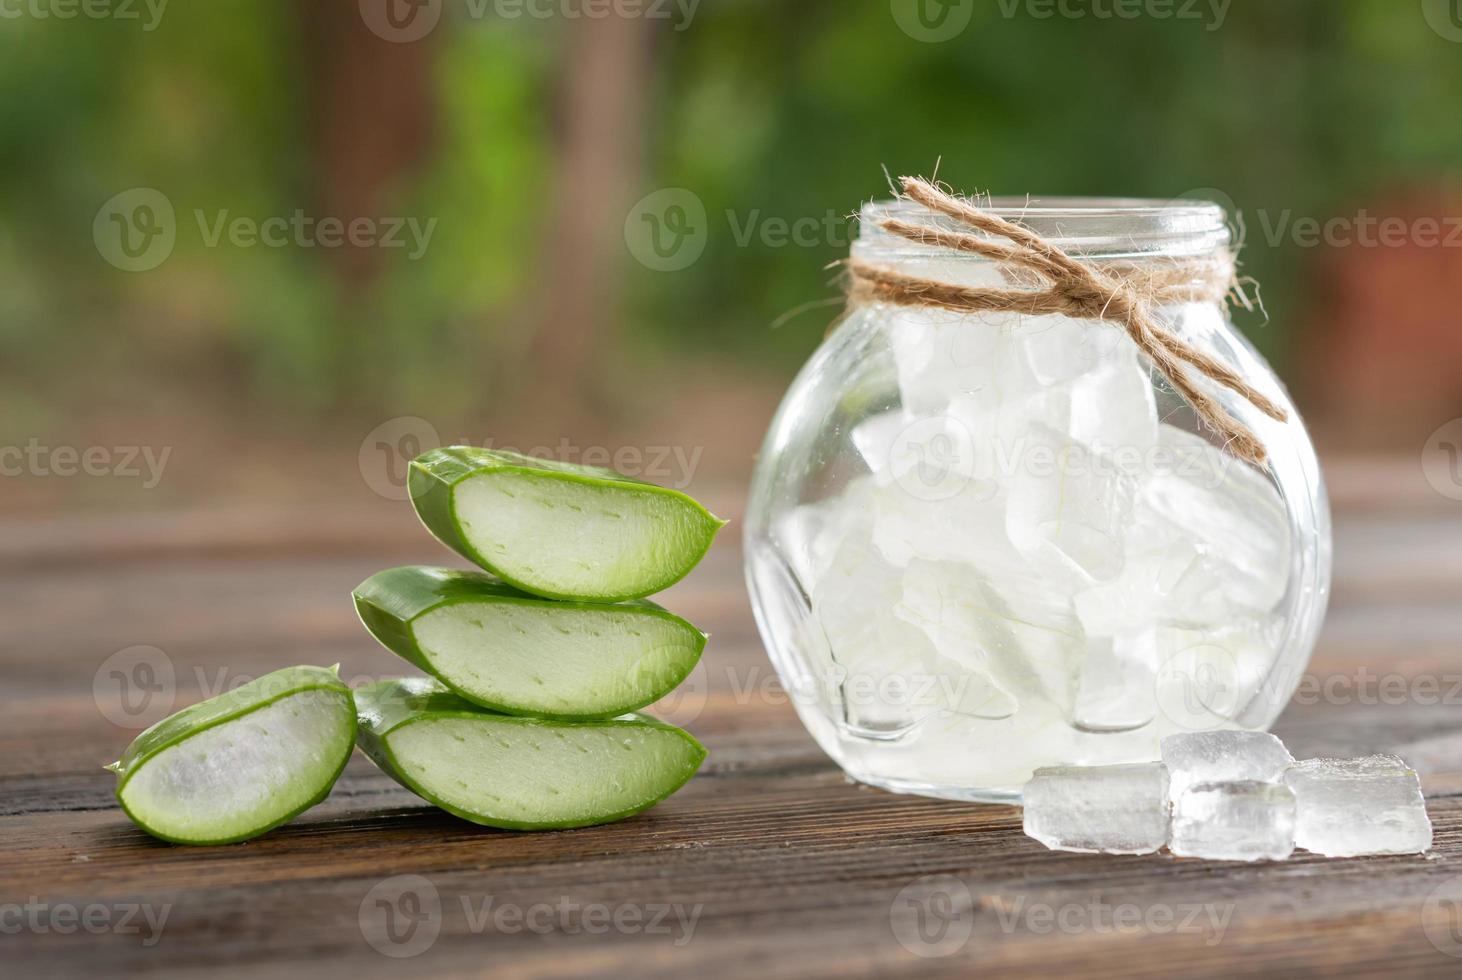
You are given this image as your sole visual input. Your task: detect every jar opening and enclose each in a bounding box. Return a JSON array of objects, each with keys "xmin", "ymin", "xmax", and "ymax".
[{"xmin": 855, "ymin": 196, "xmax": 1230, "ymax": 262}]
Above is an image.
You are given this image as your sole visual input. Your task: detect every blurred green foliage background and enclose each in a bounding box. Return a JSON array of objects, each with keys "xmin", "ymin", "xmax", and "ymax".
[{"xmin": 3, "ymin": 0, "xmax": 1461, "ymax": 443}]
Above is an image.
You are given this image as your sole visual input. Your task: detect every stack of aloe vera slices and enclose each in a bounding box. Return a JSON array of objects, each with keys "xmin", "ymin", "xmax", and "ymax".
[
  {"xmin": 352, "ymin": 447, "xmax": 724, "ymax": 830},
  {"xmin": 106, "ymin": 447, "xmax": 723, "ymax": 845}
]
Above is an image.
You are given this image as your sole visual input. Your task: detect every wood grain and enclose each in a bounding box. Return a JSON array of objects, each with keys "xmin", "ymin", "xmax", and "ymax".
[{"xmin": 3, "ymin": 483, "xmax": 1462, "ymax": 979}]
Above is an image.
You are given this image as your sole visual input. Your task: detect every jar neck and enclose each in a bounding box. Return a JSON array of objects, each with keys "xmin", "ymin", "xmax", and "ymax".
[
  {"xmin": 849, "ymin": 196, "xmax": 1237, "ymax": 342},
  {"xmin": 852, "ymin": 196, "xmax": 1231, "ymax": 266}
]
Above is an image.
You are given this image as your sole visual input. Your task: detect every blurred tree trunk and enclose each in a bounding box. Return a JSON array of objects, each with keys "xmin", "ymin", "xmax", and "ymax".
[
  {"xmin": 296, "ymin": 0, "xmax": 435, "ymax": 287},
  {"xmin": 525, "ymin": 16, "xmax": 654, "ymax": 418},
  {"xmin": 292, "ymin": 3, "xmax": 650, "ymax": 421}
]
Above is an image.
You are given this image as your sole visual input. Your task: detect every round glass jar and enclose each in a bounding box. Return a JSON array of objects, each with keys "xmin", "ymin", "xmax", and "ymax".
[{"xmin": 744, "ymin": 197, "xmax": 1332, "ymax": 803}]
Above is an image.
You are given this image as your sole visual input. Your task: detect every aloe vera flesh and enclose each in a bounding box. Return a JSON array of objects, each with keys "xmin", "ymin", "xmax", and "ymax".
[
  {"xmin": 408, "ymin": 447, "xmax": 726, "ymax": 602},
  {"xmin": 108, "ymin": 665, "xmax": 356, "ymax": 845},
  {"xmin": 355, "ymin": 679, "xmax": 706, "ymax": 830},
  {"xmin": 354, "ymin": 566, "xmax": 706, "ymax": 718}
]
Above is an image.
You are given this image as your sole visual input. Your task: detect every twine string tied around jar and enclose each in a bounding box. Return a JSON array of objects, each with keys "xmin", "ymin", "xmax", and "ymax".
[{"xmin": 845, "ymin": 177, "xmax": 1289, "ymax": 466}]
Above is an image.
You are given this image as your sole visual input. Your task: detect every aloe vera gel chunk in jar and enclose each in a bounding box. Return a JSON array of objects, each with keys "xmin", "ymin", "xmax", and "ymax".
[{"xmin": 745, "ymin": 186, "xmax": 1331, "ymax": 802}]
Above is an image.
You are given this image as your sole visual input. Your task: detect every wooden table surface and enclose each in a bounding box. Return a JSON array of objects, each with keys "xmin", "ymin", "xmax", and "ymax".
[{"xmin": 5, "ymin": 464, "xmax": 1462, "ymax": 979}]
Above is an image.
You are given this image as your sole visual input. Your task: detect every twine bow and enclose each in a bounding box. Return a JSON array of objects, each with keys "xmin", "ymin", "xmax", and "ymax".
[{"xmin": 847, "ymin": 177, "xmax": 1288, "ymax": 465}]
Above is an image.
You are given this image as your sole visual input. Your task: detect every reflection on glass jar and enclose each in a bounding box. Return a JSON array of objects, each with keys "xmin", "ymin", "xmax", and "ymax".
[{"xmin": 745, "ymin": 194, "xmax": 1332, "ymax": 803}]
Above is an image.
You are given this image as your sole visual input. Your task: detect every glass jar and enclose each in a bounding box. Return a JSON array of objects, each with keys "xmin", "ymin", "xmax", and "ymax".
[{"xmin": 744, "ymin": 196, "xmax": 1332, "ymax": 803}]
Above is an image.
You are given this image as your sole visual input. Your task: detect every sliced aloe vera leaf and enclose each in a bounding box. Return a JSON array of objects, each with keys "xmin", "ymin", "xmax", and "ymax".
[
  {"xmin": 408, "ymin": 447, "xmax": 727, "ymax": 602},
  {"xmin": 107, "ymin": 665, "xmax": 356, "ymax": 845},
  {"xmin": 355, "ymin": 678, "xmax": 706, "ymax": 830},
  {"xmin": 354, "ymin": 565, "xmax": 707, "ymax": 719}
]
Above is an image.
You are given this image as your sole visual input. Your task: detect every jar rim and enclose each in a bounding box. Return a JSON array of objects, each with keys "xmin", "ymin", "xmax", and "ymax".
[{"xmin": 857, "ymin": 196, "xmax": 1231, "ymax": 261}]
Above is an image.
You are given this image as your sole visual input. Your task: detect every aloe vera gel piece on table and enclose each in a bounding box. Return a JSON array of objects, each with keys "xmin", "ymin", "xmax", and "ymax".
[
  {"xmin": 408, "ymin": 447, "xmax": 726, "ymax": 602},
  {"xmin": 354, "ymin": 566, "xmax": 707, "ymax": 718},
  {"xmin": 107, "ymin": 665, "xmax": 356, "ymax": 845},
  {"xmin": 355, "ymin": 678, "xmax": 706, "ymax": 830}
]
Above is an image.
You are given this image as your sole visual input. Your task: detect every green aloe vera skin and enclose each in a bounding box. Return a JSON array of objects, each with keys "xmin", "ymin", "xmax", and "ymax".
[
  {"xmin": 354, "ymin": 566, "xmax": 707, "ymax": 719},
  {"xmin": 408, "ymin": 447, "xmax": 727, "ymax": 602},
  {"xmin": 107, "ymin": 665, "xmax": 357, "ymax": 846},
  {"xmin": 355, "ymin": 678, "xmax": 706, "ymax": 830}
]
